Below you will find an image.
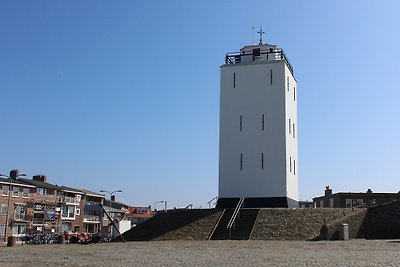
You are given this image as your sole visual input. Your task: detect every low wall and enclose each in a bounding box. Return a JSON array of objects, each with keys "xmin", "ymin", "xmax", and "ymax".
[
  {"xmin": 360, "ymin": 200, "xmax": 400, "ymax": 239},
  {"xmin": 317, "ymin": 200, "xmax": 400, "ymax": 240},
  {"xmin": 251, "ymin": 208, "xmax": 361, "ymax": 240},
  {"xmin": 318, "ymin": 208, "xmax": 367, "ymax": 240}
]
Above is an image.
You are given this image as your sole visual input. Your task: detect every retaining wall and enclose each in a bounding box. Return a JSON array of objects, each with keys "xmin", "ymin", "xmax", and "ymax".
[
  {"xmin": 114, "ymin": 201, "xmax": 400, "ymax": 242},
  {"xmin": 251, "ymin": 208, "xmax": 362, "ymax": 240},
  {"xmin": 360, "ymin": 200, "xmax": 400, "ymax": 239},
  {"xmin": 318, "ymin": 208, "xmax": 367, "ymax": 240}
]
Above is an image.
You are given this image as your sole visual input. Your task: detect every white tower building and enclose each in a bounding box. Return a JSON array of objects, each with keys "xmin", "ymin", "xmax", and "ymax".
[{"xmin": 216, "ymin": 35, "xmax": 298, "ymax": 208}]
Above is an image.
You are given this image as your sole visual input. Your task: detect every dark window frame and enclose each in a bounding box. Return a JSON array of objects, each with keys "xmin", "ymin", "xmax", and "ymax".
[
  {"xmin": 262, "ymin": 114, "xmax": 265, "ymax": 131},
  {"xmin": 270, "ymin": 69, "xmax": 273, "ymax": 85},
  {"xmin": 261, "ymin": 153, "xmax": 264, "ymax": 170}
]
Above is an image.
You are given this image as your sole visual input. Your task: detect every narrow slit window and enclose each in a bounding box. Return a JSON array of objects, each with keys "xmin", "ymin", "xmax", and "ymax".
[
  {"xmin": 270, "ymin": 69, "xmax": 273, "ymax": 85},
  {"xmin": 289, "ymin": 118, "xmax": 291, "ymax": 134},
  {"xmin": 290, "ymin": 157, "xmax": 292, "ymax": 172},
  {"xmin": 293, "ymin": 123, "xmax": 296, "ymax": 138},
  {"xmin": 294, "ymin": 87, "xmax": 296, "ymax": 101},
  {"xmin": 240, "ymin": 115, "xmax": 242, "ymax": 132},
  {"xmin": 233, "ymin": 72, "xmax": 236, "ymax": 88},
  {"xmin": 262, "ymin": 114, "xmax": 265, "ymax": 131},
  {"xmin": 294, "ymin": 160, "xmax": 296, "ymax": 175},
  {"xmin": 240, "ymin": 153, "xmax": 243, "ymax": 171},
  {"xmin": 261, "ymin": 153, "xmax": 264, "ymax": 170},
  {"xmin": 287, "ymin": 77, "xmax": 289, "ymax": 91}
]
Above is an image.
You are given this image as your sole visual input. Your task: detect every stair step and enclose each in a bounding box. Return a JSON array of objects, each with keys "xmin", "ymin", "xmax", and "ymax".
[{"xmin": 210, "ymin": 208, "xmax": 260, "ymax": 240}]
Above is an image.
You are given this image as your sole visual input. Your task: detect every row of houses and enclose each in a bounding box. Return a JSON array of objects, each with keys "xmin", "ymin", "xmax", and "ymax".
[
  {"xmin": 312, "ymin": 186, "xmax": 400, "ymax": 208},
  {"xmin": 0, "ymin": 170, "xmax": 154, "ymax": 241}
]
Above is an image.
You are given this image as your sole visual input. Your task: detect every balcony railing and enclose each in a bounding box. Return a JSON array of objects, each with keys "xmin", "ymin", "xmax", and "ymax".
[
  {"xmin": 33, "ymin": 218, "xmax": 45, "ymax": 224},
  {"xmin": 61, "ymin": 212, "xmax": 75, "ymax": 219},
  {"xmin": 60, "ymin": 196, "xmax": 79, "ymax": 204},
  {"xmin": 28, "ymin": 193, "xmax": 59, "ymax": 205},
  {"xmin": 14, "ymin": 214, "xmax": 32, "ymax": 221},
  {"xmin": 83, "ymin": 215, "xmax": 100, "ymax": 222},
  {"xmin": 225, "ymin": 49, "xmax": 294, "ymax": 74},
  {"xmin": 83, "ymin": 201, "xmax": 102, "ymax": 206}
]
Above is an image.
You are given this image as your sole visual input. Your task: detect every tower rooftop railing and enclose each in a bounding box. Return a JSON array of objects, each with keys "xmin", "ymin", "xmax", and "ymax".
[{"xmin": 225, "ymin": 48, "xmax": 294, "ymax": 74}]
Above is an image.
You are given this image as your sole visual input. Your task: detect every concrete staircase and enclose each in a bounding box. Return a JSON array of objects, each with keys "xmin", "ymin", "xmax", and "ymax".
[{"xmin": 210, "ymin": 209, "xmax": 260, "ymax": 240}]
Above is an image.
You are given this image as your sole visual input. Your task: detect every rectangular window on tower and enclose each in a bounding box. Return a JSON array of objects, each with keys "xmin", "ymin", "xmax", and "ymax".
[
  {"xmin": 287, "ymin": 77, "xmax": 289, "ymax": 91},
  {"xmin": 261, "ymin": 153, "xmax": 264, "ymax": 170},
  {"xmin": 233, "ymin": 72, "xmax": 236, "ymax": 88},
  {"xmin": 262, "ymin": 114, "xmax": 265, "ymax": 131},
  {"xmin": 289, "ymin": 119, "xmax": 291, "ymax": 134},
  {"xmin": 270, "ymin": 69, "xmax": 273, "ymax": 85},
  {"xmin": 294, "ymin": 160, "xmax": 296, "ymax": 175},
  {"xmin": 240, "ymin": 154, "xmax": 243, "ymax": 171},
  {"xmin": 294, "ymin": 87, "xmax": 296, "ymax": 101},
  {"xmin": 240, "ymin": 115, "xmax": 242, "ymax": 132},
  {"xmin": 293, "ymin": 123, "xmax": 296, "ymax": 138}
]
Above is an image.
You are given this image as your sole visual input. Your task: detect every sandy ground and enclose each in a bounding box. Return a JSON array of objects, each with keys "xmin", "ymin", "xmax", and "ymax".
[{"xmin": 0, "ymin": 239, "xmax": 399, "ymax": 267}]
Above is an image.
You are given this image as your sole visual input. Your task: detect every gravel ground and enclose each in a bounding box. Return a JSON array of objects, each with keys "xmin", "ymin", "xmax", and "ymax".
[{"xmin": 0, "ymin": 239, "xmax": 399, "ymax": 267}]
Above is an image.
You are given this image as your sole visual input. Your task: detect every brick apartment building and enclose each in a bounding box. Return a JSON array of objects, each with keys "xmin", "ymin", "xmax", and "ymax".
[
  {"xmin": 0, "ymin": 170, "xmax": 129, "ymax": 241},
  {"xmin": 313, "ymin": 186, "xmax": 400, "ymax": 208},
  {"xmin": 0, "ymin": 175, "xmax": 36, "ymax": 239}
]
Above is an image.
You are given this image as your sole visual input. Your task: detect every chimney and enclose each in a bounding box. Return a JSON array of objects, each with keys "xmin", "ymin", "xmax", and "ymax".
[
  {"xmin": 111, "ymin": 195, "xmax": 115, "ymax": 201},
  {"xmin": 33, "ymin": 175, "xmax": 47, "ymax": 182},
  {"xmin": 325, "ymin": 186, "xmax": 332, "ymax": 196},
  {"xmin": 10, "ymin": 169, "xmax": 19, "ymax": 180}
]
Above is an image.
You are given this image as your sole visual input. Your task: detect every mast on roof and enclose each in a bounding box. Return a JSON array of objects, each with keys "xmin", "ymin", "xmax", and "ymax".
[{"xmin": 257, "ymin": 25, "xmax": 265, "ymax": 45}]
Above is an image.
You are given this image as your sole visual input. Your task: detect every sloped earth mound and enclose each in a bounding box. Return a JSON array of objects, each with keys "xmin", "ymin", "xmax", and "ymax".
[{"xmin": 113, "ymin": 209, "xmax": 222, "ymax": 241}]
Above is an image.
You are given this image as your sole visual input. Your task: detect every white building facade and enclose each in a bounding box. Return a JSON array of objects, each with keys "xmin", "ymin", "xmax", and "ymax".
[{"xmin": 216, "ymin": 42, "xmax": 299, "ymax": 208}]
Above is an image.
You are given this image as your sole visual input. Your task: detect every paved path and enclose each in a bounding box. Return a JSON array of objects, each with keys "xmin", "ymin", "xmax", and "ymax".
[{"xmin": 0, "ymin": 239, "xmax": 399, "ymax": 266}]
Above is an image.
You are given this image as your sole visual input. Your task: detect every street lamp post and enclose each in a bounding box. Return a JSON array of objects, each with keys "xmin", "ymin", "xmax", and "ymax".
[
  {"xmin": 99, "ymin": 189, "xmax": 122, "ymax": 239},
  {"xmin": 153, "ymin": 200, "xmax": 167, "ymax": 212},
  {"xmin": 153, "ymin": 200, "xmax": 164, "ymax": 212},
  {"xmin": 0, "ymin": 170, "xmax": 27, "ymax": 243}
]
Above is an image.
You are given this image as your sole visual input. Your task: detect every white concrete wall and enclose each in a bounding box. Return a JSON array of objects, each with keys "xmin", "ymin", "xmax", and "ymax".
[
  {"xmin": 219, "ymin": 49, "xmax": 298, "ymax": 201},
  {"xmin": 285, "ymin": 65, "xmax": 299, "ymax": 201}
]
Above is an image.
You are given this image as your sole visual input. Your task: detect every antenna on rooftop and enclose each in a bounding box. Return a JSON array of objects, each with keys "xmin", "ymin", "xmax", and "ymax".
[
  {"xmin": 252, "ymin": 26, "xmax": 255, "ymax": 46},
  {"xmin": 257, "ymin": 25, "xmax": 265, "ymax": 45}
]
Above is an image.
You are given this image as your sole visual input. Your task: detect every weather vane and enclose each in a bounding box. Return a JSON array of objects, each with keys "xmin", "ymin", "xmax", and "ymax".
[{"xmin": 257, "ymin": 25, "xmax": 265, "ymax": 45}]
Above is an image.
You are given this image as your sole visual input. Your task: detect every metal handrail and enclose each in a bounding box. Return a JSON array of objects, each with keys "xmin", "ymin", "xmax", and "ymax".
[
  {"xmin": 225, "ymin": 49, "xmax": 294, "ymax": 74},
  {"xmin": 207, "ymin": 196, "xmax": 218, "ymax": 209},
  {"xmin": 208, "ymin": 209, "xmax": 226, "ymax": 240},
  {"xmin": 184, "ymin": 204, "xmax": 193, "ymax": 209},
  {"xmin": 227, "ymin": 197, "xmax": 245, "ymax": 238}
]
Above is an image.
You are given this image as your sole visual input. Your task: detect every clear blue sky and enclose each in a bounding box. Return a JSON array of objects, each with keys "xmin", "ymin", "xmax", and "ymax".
[{"xmin": 1, "ymin": 1, "xmax": 399, "ymax": 208}]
